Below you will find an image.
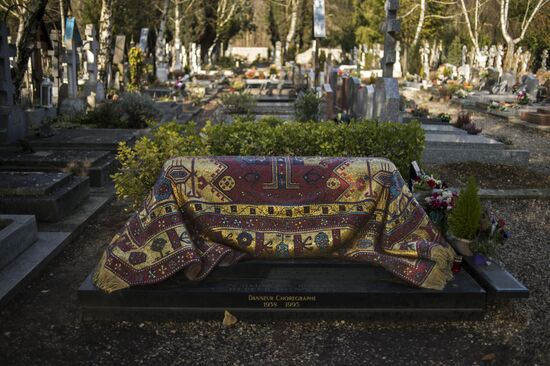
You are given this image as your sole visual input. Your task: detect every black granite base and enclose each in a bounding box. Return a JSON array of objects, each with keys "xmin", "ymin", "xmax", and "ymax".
[{"xmin": 78, "ymin": 260, "xmax": 486, "ymax": 321}]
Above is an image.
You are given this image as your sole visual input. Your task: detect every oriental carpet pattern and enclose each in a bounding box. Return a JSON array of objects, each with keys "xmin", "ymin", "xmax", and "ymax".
[{"xmin": 94, "ymin": 156, "xmax": 457, "ymax": 293}]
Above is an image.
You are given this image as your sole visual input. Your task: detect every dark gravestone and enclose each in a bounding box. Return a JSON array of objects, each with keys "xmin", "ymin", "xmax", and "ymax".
[
  {"xmin": 0, "ymin": 150, "xmax": 117, "ymax": 187},
  {"xmin": 0, "ymin": 172, "xmax": 89, "ymax": 222},
  {"xmin": 78, "ymin": 259, "xmax": 487, "ymax": 321}
]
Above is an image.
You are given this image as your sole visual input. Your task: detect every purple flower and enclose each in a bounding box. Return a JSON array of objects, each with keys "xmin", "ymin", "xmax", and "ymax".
[
  {"xmin": 473, "ymin": 254, "xmax": 488, "ymax": 266},
  {"xmin": 503, "ymin": 231, "xmax": 511, "ymax": 239}
]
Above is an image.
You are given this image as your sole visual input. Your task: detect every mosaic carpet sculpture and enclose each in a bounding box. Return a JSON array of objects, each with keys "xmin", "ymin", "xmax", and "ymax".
[{"xmin": 94, "ymin": 157, "xmax": 457, "ymax": 293}]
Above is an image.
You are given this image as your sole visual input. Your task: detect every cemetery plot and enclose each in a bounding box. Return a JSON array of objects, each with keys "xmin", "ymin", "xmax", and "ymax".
[
  {"xmin": 79, "ymin": 259, "xmax": 487, "ymax": 321},
  {"xmin": 25, "ymin": 128, "xmax": 138, "ymax": 152}
]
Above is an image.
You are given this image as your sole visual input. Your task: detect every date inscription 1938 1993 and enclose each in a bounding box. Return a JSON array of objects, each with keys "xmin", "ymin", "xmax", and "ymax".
[{"xmin": 248, "ymin": 294, "xmax": 317, "ymax": 308}]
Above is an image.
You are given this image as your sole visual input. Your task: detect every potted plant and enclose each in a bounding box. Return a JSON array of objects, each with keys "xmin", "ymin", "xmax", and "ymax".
[{"xmin": 447, "ymin": 177, "xmax": 482, "ymax": 256}]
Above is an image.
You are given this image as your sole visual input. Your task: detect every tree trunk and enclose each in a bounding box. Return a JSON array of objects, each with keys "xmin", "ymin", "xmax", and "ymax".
[
  {"xmin": 59, "ymin": 0, "xmax": 65, "ymax": 39},
  {"xmin": 155, "ymin": 0, "xmax": 170, "ymax": 67},
  {"xmin": 411, "ymin": 0, "xmax": 426, "ymax": 48},
  {"xmin": 13, "ymin": 0, "xmax": 49, "ymax": 102},
  {"xmin": 285, "ymin": 0, "xmax": 300, "ymax": 51},
  {"xmin": 98, "ymin": 0, "xmax": 114, "ymax": 88},
  {"xmin": 504, "ymin": 40, "xmax": 515, "ymax": 72}
]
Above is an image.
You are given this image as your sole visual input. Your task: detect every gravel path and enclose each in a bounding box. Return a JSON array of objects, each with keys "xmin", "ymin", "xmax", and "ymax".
[{"xmin": 0, "ymin": 197, "xmax": 548, "ymax": 366}]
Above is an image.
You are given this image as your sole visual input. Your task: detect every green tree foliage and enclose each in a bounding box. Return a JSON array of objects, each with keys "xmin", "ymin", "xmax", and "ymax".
[
  {"xmin": 353, "ymin": 0, "xmax": 384, "ymax": 45},
  {"xmin": 448, "ymin": 177, "xmax": 482, "ymax": 240}
]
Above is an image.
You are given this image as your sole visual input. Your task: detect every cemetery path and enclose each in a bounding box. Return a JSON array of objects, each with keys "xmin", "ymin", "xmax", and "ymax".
[{"xmin": 0, "ymin": 198, "xmax": 548, "ymax": 365}]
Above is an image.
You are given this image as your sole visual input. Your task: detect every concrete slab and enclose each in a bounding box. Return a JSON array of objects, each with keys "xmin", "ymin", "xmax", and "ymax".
[
  {"xmin": 423, "ymin": 147, "xmax": 529, "ymax": 165},
  {"xmin": 422, "ymin": 125, "xmax": 467, "ymax": 134},
  {"xmin": 425, "ymin": 133, "xmax": 504, "ymax": 150},
  {"xmin": 0, "ymin": 171, "xmax": 72, "ymax": 196},
  {"xmin": 0, "ymin": 215, "xmax": 37, "ymax": 269},
  {"xmin": 0, "ymin": 231, "xmax": 70, "ymax": 307}
]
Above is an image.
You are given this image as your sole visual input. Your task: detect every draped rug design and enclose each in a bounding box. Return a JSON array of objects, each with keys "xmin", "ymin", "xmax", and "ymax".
[{"xmin": 94, "ymin": 156, "xmax": 457, "ymax": 293}]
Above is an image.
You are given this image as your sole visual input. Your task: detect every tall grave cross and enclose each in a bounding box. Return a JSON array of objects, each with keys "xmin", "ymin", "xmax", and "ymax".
[
  {"xmin": 380, "ymin": 0, "xmax": 400, "ymax": 78},
  {"xmin": 374, "ymin": 0, "xmax": 401, "ymax": 122}
]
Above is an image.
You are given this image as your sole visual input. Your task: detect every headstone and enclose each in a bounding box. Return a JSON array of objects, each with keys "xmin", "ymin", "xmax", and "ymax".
[
  {"xmin": 522, "ymin": 75, "xmax": 539, "ymax": 99},
  {"xmin": 458, "ymin": 64, "xmax": 471, "ymax": 82},
  {"xmin": 349, "ymin": 77, "xmax": 361, "ymax": 117},
  {"xmin": 82, "ymin": 24, "xmax": 103, "ymax": 102},
  {"xmin": 375, "ymin": 0, "xmax": 401, "ymax": 122},
  {"xmin": 481, "ymin": 68, "xmax": 500, "ymax": 93},
  {"xmin": 63, "ymin": 17, "xmax": 82, "ymax": 99},
  {"xmin": 461, "ymin": 45, "xmax": 467, "ymax": 67},
  {"xmin": 394, "ymin": 41, "xmax": 402, "ymax": 78},
  {"xmin": 275, "ymin": 41, "xmax": 282, "ymax": 69},
  {"xmin": 500, "ymin": 71, "xmax": 516, "ymax": 92},
  {"xmin": 139, "ymin": 28, "xmax": 149, "ymax": 53},
  {"xmin": 322, "ymin": 83, "xmax": 334, "ymax": 120},
  {"xmin": 48, "ymin": 30, "xmax": 62, "ymax": 105},
  {"xmin": 365, "ymin": 84, "xmax": 375, "ymax": 119}
]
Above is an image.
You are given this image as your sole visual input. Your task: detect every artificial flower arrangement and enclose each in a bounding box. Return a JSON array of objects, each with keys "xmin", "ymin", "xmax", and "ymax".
[
  {"xmin": 488, "ymin": 101, "xmax": 511, "ymax": 112},
  {"xmin": 424, "ymin": 188, "xmax": 458, "ymax": 235},
  {"xmin": 413, "ymin": 174, "xmax": 446, "ymax": 191},
  {"xmin": 470, "ymin": 214, "xmax": 512, "ymax": 265},
  {"xmin": 244, "ymin": 68, "xmax": 256, "ymax": 79},
  {"xmin": 516, "ymin": 90, "xmax": 530, "ymax": 105}
]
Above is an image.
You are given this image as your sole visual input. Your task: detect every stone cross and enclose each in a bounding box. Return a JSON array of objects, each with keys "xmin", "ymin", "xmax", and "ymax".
[
  {"xmin": 83, "ymin": 24, "xmax": 98, "ymax": 83},
  {"xmin": 374, "ymin": 0, "xmax": 401, "ymax": 123},
  {"xmin": 542, "ymin": 49, "xmax": 548, "ymax": 71},
  {"xmin": 380, "ymin": 0, "xmax": 400, "ymax": 78}
]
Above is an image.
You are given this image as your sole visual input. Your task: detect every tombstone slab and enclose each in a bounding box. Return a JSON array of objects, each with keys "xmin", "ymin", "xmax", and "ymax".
[
  {"xmin": 0, "ymin": 150, "xmax": 117, "ymax": 187},
  {"xmin": 0, "ymin": 172, "xmax": 90, "ymax": 222},
  {"xmin": 374, "ymin": 77, "xmax": 400, "ymax": 122}
]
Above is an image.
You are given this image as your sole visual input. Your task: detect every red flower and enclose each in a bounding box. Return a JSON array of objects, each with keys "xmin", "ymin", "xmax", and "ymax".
[
  {"xmin": 427, "ymin": 179, "xmax": 437, "ymax": 188},
  {"xmin": 498, "ymin": 219, "xmax": 506, "ymax": 228}
]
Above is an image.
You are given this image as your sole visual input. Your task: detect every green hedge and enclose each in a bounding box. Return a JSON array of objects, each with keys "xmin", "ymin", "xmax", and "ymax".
[{"xmin": 113, "ymin": 118, "xmax": 425, "ymax": 208}]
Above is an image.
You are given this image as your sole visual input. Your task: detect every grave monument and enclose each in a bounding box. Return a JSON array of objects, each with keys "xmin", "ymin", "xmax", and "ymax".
[{"xmin": 374, "ymin": 0, "xmax": 401, "ymax": 122}]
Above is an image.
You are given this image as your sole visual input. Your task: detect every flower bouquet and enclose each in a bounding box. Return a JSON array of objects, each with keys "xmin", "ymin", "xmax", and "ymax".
[
  {"xmin": 424, "ymin": 189, "xmax": 457, "ymax": 234},
  {"xmin": 516, "ymin": 90, "xmax": 530, "ymax": 105},
  {"xmin": 413, "ymin": 174, "xmax": 446, "ymax": 191}
]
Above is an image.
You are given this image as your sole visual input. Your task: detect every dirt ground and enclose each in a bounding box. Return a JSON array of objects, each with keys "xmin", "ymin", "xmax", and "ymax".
[{"xmin": 1, "ymin": 98, "xmax": 549, "ymax": 365}]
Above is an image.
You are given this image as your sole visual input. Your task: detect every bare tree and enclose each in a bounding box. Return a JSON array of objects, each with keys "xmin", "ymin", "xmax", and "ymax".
[
  {"xmin": 207, "ymin": 0, "xmax": 245, "ymax": 60},
  {"xmin": 0, "ymin": 0, "xmax": 30, "ymax": 44},
  {"xmin": 458, "ymin": 0, "xmax": 483, "ymax": 61},
  {"xmin": 285, "ymin": 0, "xmax": 300, "ymax": 52},
  {"xmin": 11, "ymin": 0, "xmax": 49, "ymax": 101},
  {"xmin": 98, "ymin": 0, "xmax": 113, "ymax": 87},
  {"xmin": 499, "ymin": 0, "xmax": 550, "ymax": 70}
]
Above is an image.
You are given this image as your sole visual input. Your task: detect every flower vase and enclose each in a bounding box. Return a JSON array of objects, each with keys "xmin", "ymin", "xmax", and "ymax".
[{"xmin": 453, "ymin": 237, "xmax": 474, "ymax": 256}]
